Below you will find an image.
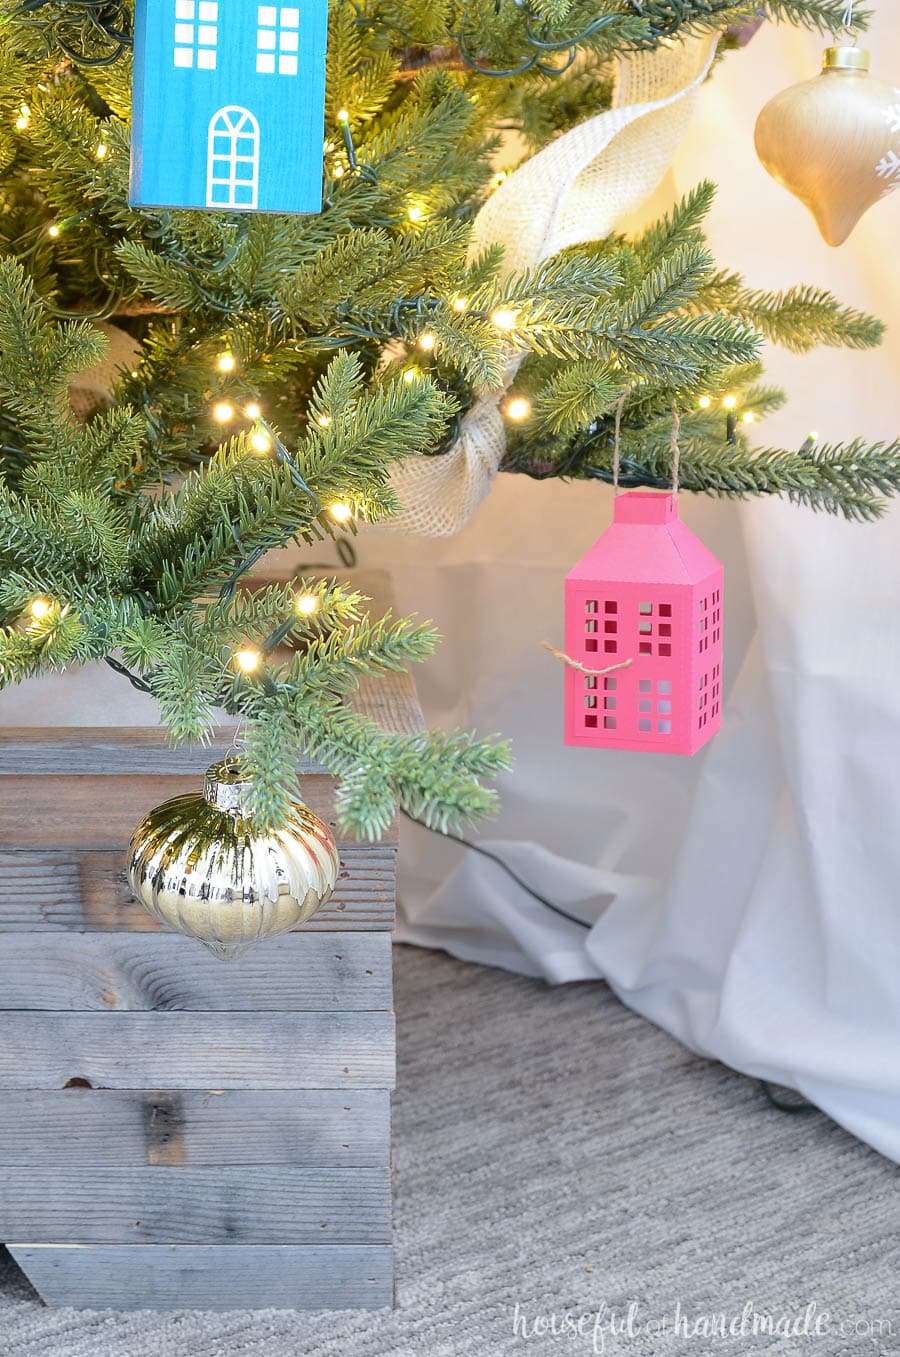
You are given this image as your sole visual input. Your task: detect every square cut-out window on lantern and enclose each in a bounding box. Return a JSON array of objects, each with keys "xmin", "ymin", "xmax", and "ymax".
[
  {"xmin": 658, "ymin": 720, "xmax": 671, "ymax": 734},
  {"xmin": 604, "ymin": 640, "xmax": 617, "ymax": 653},
  {"xmin": 638, "ymin": 719, "xmax": 652, "ymax": 732},
  {"xmin": 586, "ymin": 601, "xmax": 598, "ymax": 614},
  {"xmin": 700, "ymin": 598, "xmax": 707, "ymax": 612},
  {"xmin": 658, "ymin": 603, "xmax": 672, "ymax": 617},
  {"xmin": 604, "ymin": 677, "xmax": 617, "ymax": 691},
  {"xmin": 585, "ymin": 676, "xmax": 597, "ymax": 690},
  {"xmin": 605, "ymin": 621, "xmax": 617, "ymax": 634},
  {"xmin": 639, "ymin": 642, "xmax": 652, "ymax": 655},
  {"xmin": 639, "ymin": 602, "xmax": 652, "ymax": 615},
  {"xmin": 585, "ymin": 714, "xmax": 598, "ymax": 728},
  {"xmin": 603, "ymin": 716, "xmax": 617, "ymax": 730},
  {"xmin": 586, "ymin": 620, "xmax": 597, "ymax": 634},
  {"xmin": 658, "ymin": 681, "xmax": 671, "ymax": 694},
  {"xmin": 605, "ymin": 601, "xmax": 617, "ymax": 614},
  {"xmin": 658, "ymin": 700, "xmax": 671, "ymax": 715},
  {"xmin": 639, "ymin": 680, "xmax": 652, "ymax": 693},
  {"xmin": 585, "ymin": 696, "xmax": 597, "ymax": 709},
  {"xmin": 659, "ymin": 623, "xmax": 671, "ymax": 637},
  {"xmin": 586, "ymin": 639, "xmax": 598, "ymax": 653},
  {"xmin": 659, "ymin": 644, "xmax": 671, "ymax": 657},
  {"xmin": 604, "ymin": 697, "xmax": 616, "ymax": 710},
  {"xmin": 639, "ymin": 622, "xmax": 652, "ymax": 635},
  {"xmin": 639, "ymin": 699, "xmax": 651, "ymax": 713}
]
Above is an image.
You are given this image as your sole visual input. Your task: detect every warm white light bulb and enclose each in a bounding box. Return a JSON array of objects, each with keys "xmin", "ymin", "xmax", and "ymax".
[
  {"xmin": 295, "ymin": 593, "xmax": 319, "ymax": 616},
  {"xmin": 809, "ymin": 431, "xmax": 819, "ymax": 442},
  {"xmin": 407, "ymin": 202, "xmax": 425, "ymax": 224},
  {"xmin": 96, "ymin": 142, "xmax": 108, "ymax": 159},
  {"xmin": 742, "ymin": 411, "xmax": 756, "ymax": 425},
  {"xmin": 332, "ymin": 163, "xmax": 345, "ymax": 179},
  {"xmin": 316, "ymin": 413, "xmax": 332, "ymax": 427},
  {"xmin": 216, "ymin": 352, "xmax": 236, "ymax": 374},
  {"xmin": 48, "ymin": 223, "xmax": 60, "ymax": 238},
  {"xmin": 698, "ymin": 395, "xmax": 712, "ymax": 410},
  {"xmin": 235, "ymin": 647, "xmax": 261, "ymax": 673},
  {"xmin": 15, "ymin": 113, "xmax": 28, "ymax": 131},
  {"xmin": 505, "ymin": 396, "xmax": 531, "ymax": 422},
  {"xmin": 29, "ymin": 598, "xmax": 51, "ymax": 620},
  {"xmin": 452, "ymin": 296, "xmax": 469, "ymax": 313},
  {"xmin": 417, "ymin": 332, "xmax": 436, "ymax": 352},
  {"xmin": 250, "ymin": 430, "xmax": 271, "ymax": 453},
  {"xmin": 337, "ymin": 108, "xmax": 350, "ymax": 123},
  {"xmin": 491, "ymin": 308, "xmax": 519, "ymax": 331},
  {"xmin": 212, "ymin": 401, "xmax": 235, "ymax": 423},
  {"xmin": 244, "ymin": 401, "xmax": 261, "ymax": 419},
  {"xmin": 402, "ymin": 367, "xmax": 419, "ymax": 384},
  {"xmin": 329, "ymin": 502, "xmax": 353, "ymax": 524},
  {"xmin": 722, "ymin": 395, "xmax": 738, "ymax": 411}
]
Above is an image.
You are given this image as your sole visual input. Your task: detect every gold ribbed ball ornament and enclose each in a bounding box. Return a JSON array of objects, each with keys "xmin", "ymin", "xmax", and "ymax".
[
  {"xmin": 127, "ymin": 759, "xmax": 340, "ymax": 960},
  {"xmin": 755, "ymin": 46, "xmax": 900, "ymax": 247}
]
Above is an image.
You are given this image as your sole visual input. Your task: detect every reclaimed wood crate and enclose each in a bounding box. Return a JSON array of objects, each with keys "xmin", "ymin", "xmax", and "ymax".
[{"xmin": 0, "ymin": 592, "xmax": 420, "ymax": 1310}]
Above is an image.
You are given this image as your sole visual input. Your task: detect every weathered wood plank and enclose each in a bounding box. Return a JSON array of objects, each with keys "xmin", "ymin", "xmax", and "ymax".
[
  {"xmin": 0, "ymin": 1167, "xmax": 391, "ymax": 1244},
  {"xmin": 0, "ymin": 727, "xmax": 332, "ymax": 777},
  {"xmin": 0, "ymin": 1088, "xmax": 390, "ymax": 1167},
  {"xmin": 0, "ymin": 845, "xmax": 394, "ymax": 931},
  {"xmin": 7, "ymin": 1243, "xmax": 394, "ymax": 1310},
  {"xmin": 0, "ymin": 932, "xmax": 392, "ymax": 1011},
  {"xmin": 0, "ymin": 773, "xmax": 396, "ymax": 850},
  {"xmin": 0, "ymin": 1012, "xmax": 395, "ymax": 1089}
]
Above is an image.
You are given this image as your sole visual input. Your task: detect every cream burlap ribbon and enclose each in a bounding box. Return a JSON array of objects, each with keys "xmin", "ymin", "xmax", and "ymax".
[{"xmin": 386, "ymin": 32, "xmax": 719, "ymax": 537}]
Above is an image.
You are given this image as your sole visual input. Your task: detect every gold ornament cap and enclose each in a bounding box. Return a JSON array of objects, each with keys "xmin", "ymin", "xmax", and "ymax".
[
  {"xmin": 822, "ymin": 46, "xmax": 870, "ymax": 72},
  {"xmin": 204, "ymin": 758, "xmax": 252, "ymax": 816}
]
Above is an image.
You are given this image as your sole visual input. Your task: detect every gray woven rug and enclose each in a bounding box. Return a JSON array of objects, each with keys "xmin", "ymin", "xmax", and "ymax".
[{"xmin": 0, "ymin": 945, "xmax": 896, "ymax": 1356}]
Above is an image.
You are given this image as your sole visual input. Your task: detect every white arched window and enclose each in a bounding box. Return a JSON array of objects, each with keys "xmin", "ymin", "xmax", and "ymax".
[{"xmin": 206, "ymin": 106, "xmax": 259, "ymax": 210}]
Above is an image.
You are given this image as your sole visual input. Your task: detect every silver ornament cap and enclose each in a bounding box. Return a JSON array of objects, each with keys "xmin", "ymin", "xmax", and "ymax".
[{"xmin": 127, "ymin": 759, "xmax": 340, "ymax": 960}]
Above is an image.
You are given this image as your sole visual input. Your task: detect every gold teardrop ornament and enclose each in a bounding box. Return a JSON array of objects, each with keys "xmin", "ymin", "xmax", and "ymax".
[
  {"xmin": 127, "ymin": 760, "xmax": 340, "ymax": 960},
  {"xmin": 754, "ymin": 47, "xmax": 900, "ymax": 246}
]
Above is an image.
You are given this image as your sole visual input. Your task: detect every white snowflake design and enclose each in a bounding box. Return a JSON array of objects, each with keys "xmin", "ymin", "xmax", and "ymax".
[
  {"xmin": 883, "ymin": 93, "xmax": 900, "ymax": 135},
  {"xmin": 876, "ymin": 149, "xmax": 900, "ymax": 199}
]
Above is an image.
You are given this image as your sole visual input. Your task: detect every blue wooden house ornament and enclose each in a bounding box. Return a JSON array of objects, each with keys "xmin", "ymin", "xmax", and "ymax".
[{"xmin": 130, "ymin": 0, "xmax": 328, "ymax": 214}]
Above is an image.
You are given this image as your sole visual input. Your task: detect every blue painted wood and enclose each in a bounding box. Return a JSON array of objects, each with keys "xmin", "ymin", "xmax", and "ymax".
[{"xmin": 130, "ymin": 0, "xmax": 328, "ymax": 214}]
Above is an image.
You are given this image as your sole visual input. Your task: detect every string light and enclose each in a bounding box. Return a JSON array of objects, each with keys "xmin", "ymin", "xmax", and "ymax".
[
  {"xmin": 295, "ymin": 593, "xmax": 319, "ymax": 616},
  {"xmin": 316, "ymin": 413, "xmax": 332, "ymax": 427},
  {"xmin": 698, "ymin": 395, "xmax": 712, "ymax": 410},
  {"xmin": 28, "ymin": 598, "xmax": 51, "ymax": 620},
  {"xmin": 328, "ymin": 502, "xmax": 353, "ymax": 524},
  {"xmin": 452, "ymin": 296, "xmax": 469, "ymax": 313},
  {"xmin": 47, "ymin": 223, "xmax": 60, "ymax": 238},
  {"xmin": 96, "ymin": 142, "xmax": 108, "ymax": 159},
  {"xmin": 406, "ymin": 201, "xmax": 426, "ymax": 224},
  {"xmin": 402, "ymin": 367, "xmax": 420, "ymax": 384},
  {"xmin": 216, "ymin": 352, "xmax": 236, "ymax": 374},
  {"xmin": 489, "ymin": 170, "xmax": 508, "ymax": 191},
  {"xmin": 332, "ymin": 163, "xmax": 345, "ymax": 179},
  {"xmin": 809, "ymin": 431, "xmax": 819, "ymax": 442},
  {"xmin": 15, "ymin": 104, "xmax": 29, "ymax": 131},
  {"xmin": 337, "ymin": 108, "xmax": 350, "ymax": 123},
  {"xmin": 505, "ymin": 396, "xmax": 531, "ymax": 422},
  {"xmin": 249, "ymin": 430, "xmax": 272, "ymax": 453},
  {"xmin": 722, "ymin": 395, "xmax": 738, "ymax": 411},
  {"xmin": 742, "ymin": 412, "xmax": 756, "ymax": 425},
  {"xmin": 234, "ymin": 647, "xmax": 262, "ymax": 673},
  {"xmin": 244, "ymin": 401, "xmax": 261, "ymax": 419},
  {"xmin": 212, "ymin": 401, "xmax": 235, "ymax": 423},
  {"xmin": 491, "ymin": 307, "xmax": 519, "ymax": 331},
  {"xmin": 417, "ymin": 332, "xmax": 436, "ymax": 352}
]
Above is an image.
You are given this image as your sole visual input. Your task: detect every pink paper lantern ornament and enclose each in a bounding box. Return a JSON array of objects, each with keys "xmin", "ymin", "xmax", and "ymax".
[{"xmin": 563, "ymin": 489, "xmax": 723, "ymax": 756}]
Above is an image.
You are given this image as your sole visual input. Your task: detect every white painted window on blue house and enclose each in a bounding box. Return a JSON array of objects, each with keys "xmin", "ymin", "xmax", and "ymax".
[
  {"xmin": 256, "ymin": 6, "xmax": 300, "ymax": 77},
  {"xmin": 174, "ymin": 0, "xmax": 219, "ymax": 69},
  {"xmin": 207, "ymin": 106, "xmax": 260, "ymax": 209}
]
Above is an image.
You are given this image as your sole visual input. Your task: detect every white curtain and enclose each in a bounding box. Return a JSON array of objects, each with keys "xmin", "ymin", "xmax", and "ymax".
[{"xmin": 5, "ymin": 15, "xmax": 900, "ymax": 1161}]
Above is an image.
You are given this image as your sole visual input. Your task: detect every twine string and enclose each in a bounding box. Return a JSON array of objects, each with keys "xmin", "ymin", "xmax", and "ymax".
[
  {"xmin": 670, "ymin": 405, "xmax": 681, "ymax": 496},
  {"xmin": 840, "ymin": 0, "xmax": 857, "ymax": 43},
  {"xmin": 612, "ymin": 387, "xmax": 629, "ymax": 495},
  {"xmin": 541, "ymin": 642, "xmax": 633, "ymax": 678}
]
